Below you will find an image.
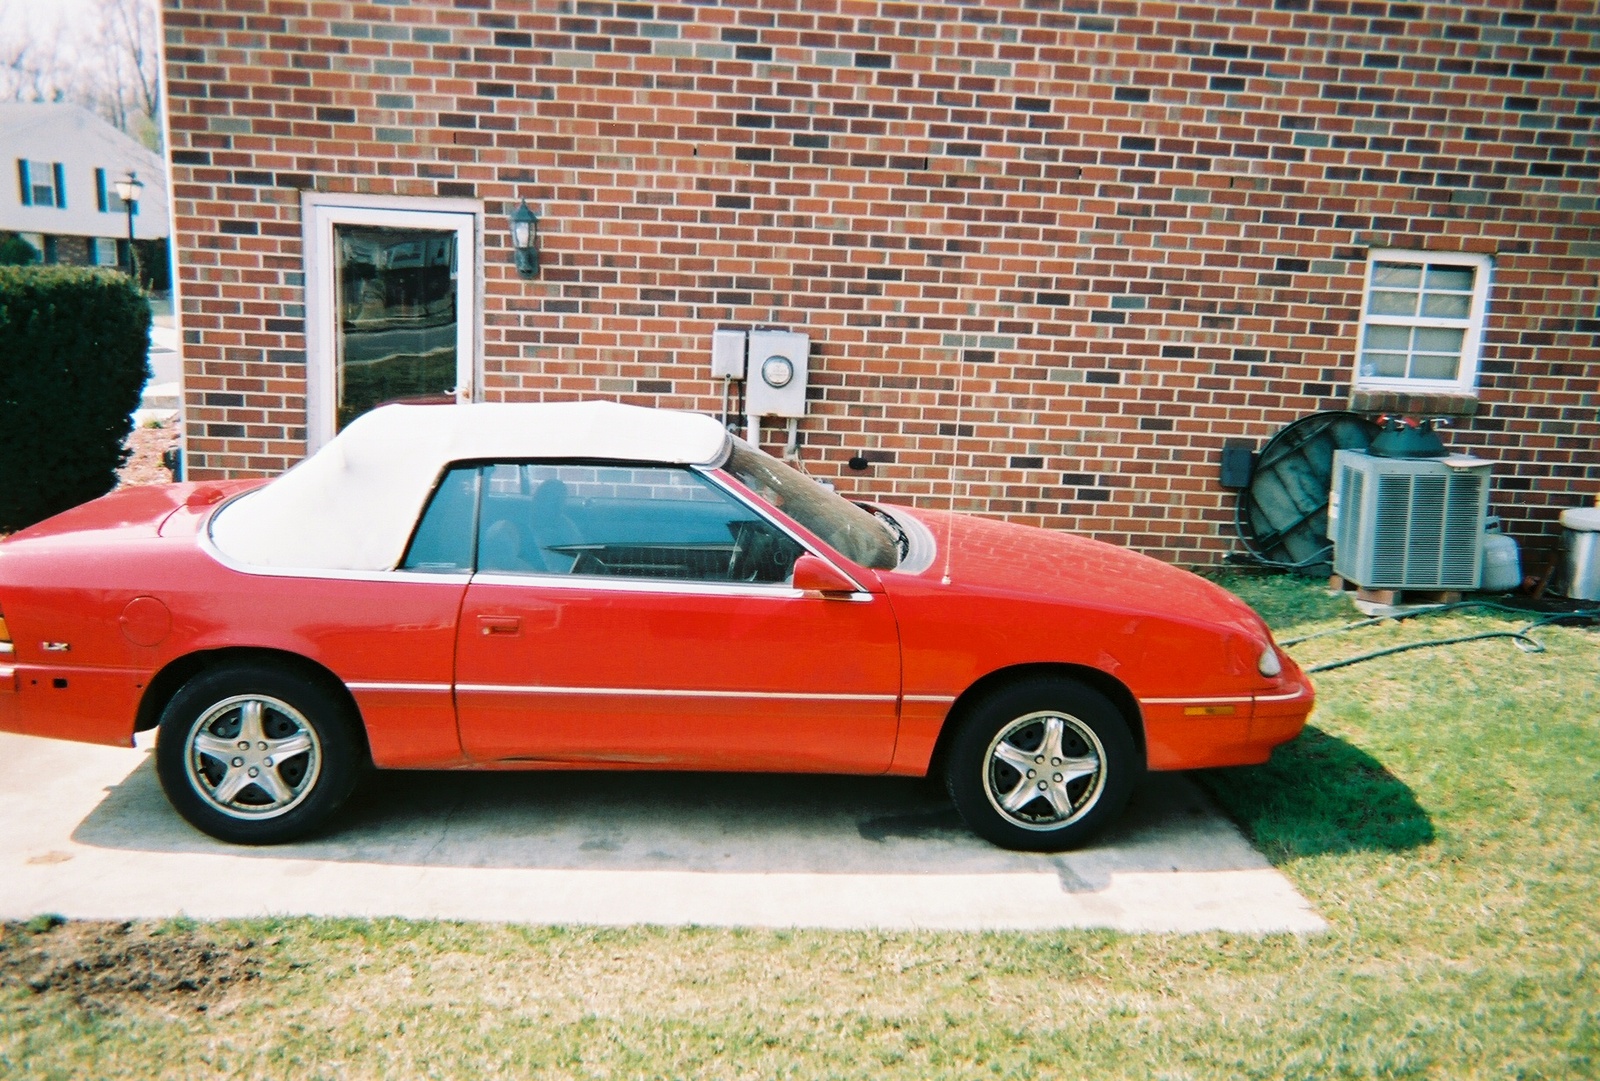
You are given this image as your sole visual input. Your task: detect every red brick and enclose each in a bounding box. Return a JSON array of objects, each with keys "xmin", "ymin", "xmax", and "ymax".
[{"xmin": 161, "ymin": 0, "xmax": 1600, "ymax": 565}]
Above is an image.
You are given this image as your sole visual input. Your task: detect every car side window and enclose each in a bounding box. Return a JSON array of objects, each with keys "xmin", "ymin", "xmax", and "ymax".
[
  {"xmin": 475, "ymin": 462, "xmax": 804, "ymax": 584},
  {"xmin": 400, "ymin": 465, "xmax": 480, "ymax": 573}
]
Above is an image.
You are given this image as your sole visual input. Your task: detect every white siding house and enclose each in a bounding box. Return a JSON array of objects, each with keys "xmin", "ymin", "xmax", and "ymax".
[{"xmin": 0, "ymin": 103, "xmax": 168, "ymax": 268}]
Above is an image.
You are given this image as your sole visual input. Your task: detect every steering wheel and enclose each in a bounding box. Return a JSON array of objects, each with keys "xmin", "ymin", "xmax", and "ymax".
[{"xmin": 728, "ymin": 522, "xmax": 774, "ymax": 582}]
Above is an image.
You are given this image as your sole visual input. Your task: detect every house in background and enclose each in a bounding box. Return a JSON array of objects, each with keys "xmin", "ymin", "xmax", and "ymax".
[
  {"xmin": 0, "ymin": 103, "xmax": 169, "ymax": 281},
  {"xmin": 157, "ymin": 0, "xmax": 1598, "ymax": 567}
]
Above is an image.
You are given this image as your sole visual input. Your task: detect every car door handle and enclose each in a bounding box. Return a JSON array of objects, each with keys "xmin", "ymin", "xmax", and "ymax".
[{"xmin": 478, "ymin": 615, "xmax": 521, "ymax": 636}]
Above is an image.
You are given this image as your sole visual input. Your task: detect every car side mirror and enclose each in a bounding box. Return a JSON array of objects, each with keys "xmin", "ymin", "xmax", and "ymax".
[{"xmin": 792, "ymin": 554, "xmax": 858, "ymax": 597}]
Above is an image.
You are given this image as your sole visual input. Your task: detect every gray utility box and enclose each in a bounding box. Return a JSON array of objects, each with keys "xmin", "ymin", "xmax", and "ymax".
[{"xmin": 1329, "ymin": 449, "xmax": 1492, "ymax": 590}]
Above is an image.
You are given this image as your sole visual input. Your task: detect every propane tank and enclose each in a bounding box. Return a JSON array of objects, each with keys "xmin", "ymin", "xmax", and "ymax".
[{"xmin": 1481, "ymin": 518, "xmax": 1522, "ymax": 593}]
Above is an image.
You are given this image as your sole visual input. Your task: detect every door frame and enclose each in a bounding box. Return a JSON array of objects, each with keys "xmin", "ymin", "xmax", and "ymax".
[{"xmin": 301, "ymin": 193, "xmax": 484, "ymax": 452}]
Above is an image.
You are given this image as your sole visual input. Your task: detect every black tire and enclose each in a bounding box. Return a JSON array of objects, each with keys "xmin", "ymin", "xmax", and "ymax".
[
  {"xmin": 154, "ymin": 661, "xmax": 366, "ymax": 845},
  {"xmin": 945, "ymin": 677, "xmax": 1138, "ymax": 852}
]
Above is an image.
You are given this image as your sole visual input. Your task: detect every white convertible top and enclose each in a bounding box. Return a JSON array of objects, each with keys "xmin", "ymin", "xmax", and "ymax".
[{"xmin": 208, "ymin": 401, "xmax": 731, "ymax": 571}]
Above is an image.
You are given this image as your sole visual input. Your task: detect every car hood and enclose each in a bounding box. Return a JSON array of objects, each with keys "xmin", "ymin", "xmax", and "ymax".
[{"xmin": 891, "ymin": 507, "xmax": 1270, "ymax": 637}]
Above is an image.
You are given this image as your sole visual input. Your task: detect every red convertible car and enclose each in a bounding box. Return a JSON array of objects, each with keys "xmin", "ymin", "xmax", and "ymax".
[{"xmin": 0, "ymin": 402, "xmax": 1312, "ymax": 850}]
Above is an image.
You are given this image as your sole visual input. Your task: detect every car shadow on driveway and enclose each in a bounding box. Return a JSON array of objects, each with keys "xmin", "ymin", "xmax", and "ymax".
[{"xmin": 72, "ymin": 757, "xmax": 1275, "ymax": 894}]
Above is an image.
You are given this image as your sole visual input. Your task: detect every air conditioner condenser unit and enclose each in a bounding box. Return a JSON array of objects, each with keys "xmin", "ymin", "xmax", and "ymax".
[{"xmin": 1329, "ymin": 449, "xmax": 1492, "ymax": 591}]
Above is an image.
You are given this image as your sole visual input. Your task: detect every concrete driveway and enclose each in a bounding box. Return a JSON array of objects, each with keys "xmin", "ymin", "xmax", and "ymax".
[{"xmin": 0, "ymin": 731, "xmax": 1323, "ymax": 933}]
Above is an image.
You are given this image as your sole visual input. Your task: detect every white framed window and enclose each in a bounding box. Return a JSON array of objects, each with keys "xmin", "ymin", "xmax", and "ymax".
[
  {"xmin": 16, "ymin": 160, "xmax": 64, "ymax": 208},
  {"xmin": 94, "ymin": 168, "xmax": 133, "ymax": 213},
  {"xmin": 92, "ymin": 238, "xmax": 119, "ymax": 266},
  {"xmin": 1355, "ymin": 249, "xmax": 1492, "ymax": 396}
]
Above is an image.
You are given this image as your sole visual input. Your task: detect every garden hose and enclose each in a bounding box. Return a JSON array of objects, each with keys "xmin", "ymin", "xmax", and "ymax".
[
  {"xmin": 1284, "ymin": 602, "xmax": 1600, "ymax": 674},
  {"xmin": 1229, "ymin": 496, "xmax": 1333, "ymax": 571},
  {"xmin": 1279, "ymin": 600, "xmax": 1567, "ymax": 647}
]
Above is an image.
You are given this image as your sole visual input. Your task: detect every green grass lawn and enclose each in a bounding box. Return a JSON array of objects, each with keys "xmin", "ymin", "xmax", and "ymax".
[{"xmin": 2, "ymin": 576, "xmax": 1597, "ymax": 1079}]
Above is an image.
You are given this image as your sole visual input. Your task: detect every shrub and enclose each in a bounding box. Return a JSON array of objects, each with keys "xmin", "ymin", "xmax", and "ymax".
[
  {"xmin": 0, "ymin": 266, "xmax": 150, "ymax": 532},
  {"xmin": 0, "ymin": 233, "xmax": 39, "ymax": 267}
]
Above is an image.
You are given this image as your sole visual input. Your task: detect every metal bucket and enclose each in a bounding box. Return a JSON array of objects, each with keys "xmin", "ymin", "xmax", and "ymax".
[{"xmin": 1561, "ymin": 507, "xmax": 1600, "ymax": 602}]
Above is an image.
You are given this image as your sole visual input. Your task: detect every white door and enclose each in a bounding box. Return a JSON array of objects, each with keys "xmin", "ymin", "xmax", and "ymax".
[{"xmin": 303, "ymin": 197, "xmax": 479, "ymax": 450}]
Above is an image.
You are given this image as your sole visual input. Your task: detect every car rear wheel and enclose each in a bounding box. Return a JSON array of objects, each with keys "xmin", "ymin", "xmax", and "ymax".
[
  {"xmin": 154, "ymin": 662, "xmax": 365, "ymax": 845},
  {"xmin": 946, "ymin": 677, "xmax": 1138, "ymax": 851}
]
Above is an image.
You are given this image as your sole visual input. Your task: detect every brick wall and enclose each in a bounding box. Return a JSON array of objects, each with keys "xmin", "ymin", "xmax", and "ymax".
[
  {"xmin": 46, "ymin": 235, "xmax": 93, "ymax": 267},
  {"xmin": 162, "ymin": 0, "xmax": 1600, "ymax": 566}
]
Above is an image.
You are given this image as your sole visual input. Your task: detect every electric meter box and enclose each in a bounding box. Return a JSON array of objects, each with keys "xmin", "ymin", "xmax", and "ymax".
[
  {"xmin": 745, "ymin": 329, "xmax": 809, "ymax": 418},
  {"xmin": 710, "ymin": 328, "xmax": 747, "ymax": 380}
]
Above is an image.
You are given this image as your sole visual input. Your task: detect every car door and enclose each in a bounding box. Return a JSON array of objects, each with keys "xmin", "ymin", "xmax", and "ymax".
[{"xmin": 446, "ymin": 461, "xmax": 903, "ymax": 773}]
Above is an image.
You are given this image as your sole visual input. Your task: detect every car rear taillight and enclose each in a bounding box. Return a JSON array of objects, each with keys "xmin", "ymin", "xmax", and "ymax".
[{"xmin": 0, "ymin": 607, "xmax": 11, "ymax": 655}]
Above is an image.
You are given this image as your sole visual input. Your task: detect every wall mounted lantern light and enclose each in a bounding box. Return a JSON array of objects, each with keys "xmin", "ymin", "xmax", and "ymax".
[
  {"xmin": 510, "ymin": 201, "xmax": 540, "ymax": 278},
  {"xmin": 112, "ymin": 170, "xmax": 143, "ymax": 279}
]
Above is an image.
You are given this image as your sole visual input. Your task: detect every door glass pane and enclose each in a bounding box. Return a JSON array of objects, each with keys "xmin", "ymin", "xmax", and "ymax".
[
  {"xmin": 475, "ymin": 463, "xmax": 804, "ymax": 583},
  {"xmin": 334, "ymin": 224, "xmax": 459, "ymax": 431}
]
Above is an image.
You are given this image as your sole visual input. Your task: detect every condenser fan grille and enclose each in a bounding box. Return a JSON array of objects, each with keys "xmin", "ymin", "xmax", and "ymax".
[{"xmin": 1442, "ymin": 473, "xmax": 1485, "ymax": 587}]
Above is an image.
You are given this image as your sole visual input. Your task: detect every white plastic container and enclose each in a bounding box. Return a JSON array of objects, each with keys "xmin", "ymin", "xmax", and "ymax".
[{"xmin": 1561, "ymin": 506, "xmax": 1600, "ymax": 601}]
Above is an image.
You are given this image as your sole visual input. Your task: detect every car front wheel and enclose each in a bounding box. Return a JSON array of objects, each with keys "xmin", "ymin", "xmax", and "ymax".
[
  {"xmin": 946, "ymin": 677, "xmax": 1138, "ymax": 851},
  {"xmin": 154, "ymin": 662, "xmax": 365, "ymax": 844}
]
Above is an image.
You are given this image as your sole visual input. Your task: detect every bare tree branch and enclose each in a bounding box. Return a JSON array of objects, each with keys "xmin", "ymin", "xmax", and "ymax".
[
  {"xmin": 0, "ymin": 0, "xmax": 162, "ymax": 148},
  {"xmin": 0, "ymin": 30, "xmax": 77, "ymax": 104},
  {"xmin": 95, "ymin": 0, "xmax": 161, "ymax": 128}
]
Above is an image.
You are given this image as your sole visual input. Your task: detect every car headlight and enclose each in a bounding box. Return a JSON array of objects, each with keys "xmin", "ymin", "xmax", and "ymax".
[{"xmin": 1258, "ymin": 646, "xmax": 1282, "ymax": 678}]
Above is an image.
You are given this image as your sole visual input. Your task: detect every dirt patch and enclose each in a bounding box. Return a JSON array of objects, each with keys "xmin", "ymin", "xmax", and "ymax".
[
  {"xmin": 0, "ymin": 918, "xmax": 261, "ymax": 1014},
  {"xmin": 118, "ymin": 423, "xmax": 180, "ymax": 488}
]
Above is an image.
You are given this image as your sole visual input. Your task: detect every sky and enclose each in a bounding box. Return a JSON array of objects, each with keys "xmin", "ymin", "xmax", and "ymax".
[
  {"xmin": 1, "ymin": 0, "xmax": 107, "ymax": 45},
  {"xmin": 0, "ymin": 0, "xmax": 156, "ymax": 77},
  {"xmin": 2, "ymin": 0, "xmax": 163, "ymax": 146}
]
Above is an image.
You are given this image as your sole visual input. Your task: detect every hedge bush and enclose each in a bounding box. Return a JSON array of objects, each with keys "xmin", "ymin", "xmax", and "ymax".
[
  {"xmin": 0, "ymin": 233, "xmax": 39, "ymax": 266},
  {"xmin": 0, "ymin": 266, "xmax": 150, "ymax": 532}
]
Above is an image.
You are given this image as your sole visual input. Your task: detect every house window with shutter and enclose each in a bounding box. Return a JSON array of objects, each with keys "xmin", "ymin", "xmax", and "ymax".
[
  {"xmin": 1355, "ymin": 250, "xmax": 1493, "ymax": 397},
  {"xmin": 94, "ymin": 168, "xmax": 131, "ymax": 213},
  {"xmin": 16, "ymin": 160, "xmax": 66, "ymax": 208}
]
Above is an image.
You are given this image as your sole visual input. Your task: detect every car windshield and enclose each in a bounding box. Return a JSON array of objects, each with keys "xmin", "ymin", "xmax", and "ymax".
[{"xmin": 723, "ymin": 442, "xmax": 899, "ymax": 570}]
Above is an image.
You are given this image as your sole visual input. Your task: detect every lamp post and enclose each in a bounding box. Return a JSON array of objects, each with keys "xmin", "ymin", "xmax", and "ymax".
[{"xmin": 113, "ymin": 171, "xmax": 143, "ymax": 282}]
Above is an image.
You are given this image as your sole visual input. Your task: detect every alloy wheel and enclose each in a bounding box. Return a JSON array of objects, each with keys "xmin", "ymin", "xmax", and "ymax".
[
  {"xmin": 183, "ymin": 694, "xmax": 323, "ymax": 821},
  {"xmin": 981, "ymin": 709, "xmax": 1107, "ymax": 831}
]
